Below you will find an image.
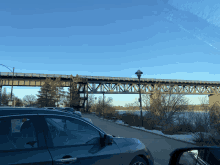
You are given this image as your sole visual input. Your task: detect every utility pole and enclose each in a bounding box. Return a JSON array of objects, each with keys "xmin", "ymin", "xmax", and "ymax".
[
  {"xmin": 103, "ymin": 92, "xmax": 104, "ymax": 116},
  {"xmin": 12, "ymin": 67, "xmax": 14, "ymax": 106},
  {"xmin": 95, "ymin": 97, "xmax": 97, "ymax": 115},
  {"xmin": 0, "ymin": 64, "xmax": 15, "ymax": 107},
  {"xmin": 135, "ymin": 70, "xmax": 143, "ymax": 127}
]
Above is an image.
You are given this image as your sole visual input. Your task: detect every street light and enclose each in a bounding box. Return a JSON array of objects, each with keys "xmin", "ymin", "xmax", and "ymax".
[
  {"xmin": 0, "ymin": 64, "xmax": 15, "ymax": 107},
  {"xmin": 135, "ymin": 69, "xmax": 143, "ymax": 127},
  {"xmin": 103, "ymin": 92, "xmax": 105, "ymax": 116},
  {"xmin": 95, "ymin": 97, "xmax": 97, "ymax": 115}
]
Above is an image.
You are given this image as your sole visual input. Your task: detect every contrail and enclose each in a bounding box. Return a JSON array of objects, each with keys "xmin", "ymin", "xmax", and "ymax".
[
  {"xmin": 177, "ymin": 23, "xmax": 219, "ymax": 51},
  {"xmin": 165, "ymin": 13, "xmax": 220, "ymax": 51}
]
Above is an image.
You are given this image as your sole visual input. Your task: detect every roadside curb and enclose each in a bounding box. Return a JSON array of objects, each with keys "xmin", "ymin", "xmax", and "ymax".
[{"xmin": 86, "ymin": 114, "xmax": 198, "ymax": 146}]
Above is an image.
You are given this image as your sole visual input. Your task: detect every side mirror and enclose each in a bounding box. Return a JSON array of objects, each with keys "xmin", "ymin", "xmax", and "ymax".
[
  {"xmin": 169, "ymin": 146, "xmax": 220, "ymax": 165},
  {"xmin": 101, "ymin": 134, "xmax": 113, "ymax": 147}
]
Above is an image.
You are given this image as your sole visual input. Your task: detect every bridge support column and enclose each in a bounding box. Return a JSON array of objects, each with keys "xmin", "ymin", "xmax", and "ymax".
[
  {"xmin": 83, "ymin": 84, "xmax": 86, "ymax": 112},
  {"xmin": 0, "ymin": 86, "xmax": 2, "ymax": 106},
  {"xmin": 86, "ymin": 94, "xmax": 88, "ymax": 113},
  {"xmin": 209, "ymin": 94, "xmax": 220, "ymax": 107}
]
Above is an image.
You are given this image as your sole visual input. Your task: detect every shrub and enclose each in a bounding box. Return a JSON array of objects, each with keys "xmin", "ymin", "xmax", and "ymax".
[
  {"xmin": 103, "ymin": 112, "xmax": 116, "ymax": 119},
  {"xmin": 162, "ymin": 123, "xmax": 195, "ymax": 135},
  {"xmin": 129, "ymin": 115, "xmax": 142, "ymax": 127},
  {"xmin": 194, "ymin": 124, "xmax": 207, "ymax": 133},
  {"xmin": 113, "ymin": 112, "xmax": 143, "ymax": 127},
  {"xmin": 192, "ymin": 132, "xmax": 220, "ymax": 146},
  {"xmin": 120, "ymin": 113, "xmax": 132, "ymax": 124},
  {"xmin": 162, "ymin": 125, "xmax": 179, "ymax": 135},
  {"xmin": 178, "ymin": 123, "xmax": 195, "ymax": 133},
  {"xmin": 143, "ymin": 118, "xmax": 158, "ymax": 130}
]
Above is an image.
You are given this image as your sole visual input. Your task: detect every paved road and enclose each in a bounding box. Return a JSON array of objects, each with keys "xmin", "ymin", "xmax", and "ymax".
[{"xmin": 82, "ymin": 114, "xmax": 198, "ymax": 165}]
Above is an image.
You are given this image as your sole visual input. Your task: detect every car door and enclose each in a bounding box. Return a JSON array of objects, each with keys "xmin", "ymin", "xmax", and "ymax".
[
  {"xmin": 0, "ymin": 115, "xmax": 53, "ymax": 165},
  {"xmin": 41, "ymin": 114, "xmax": 123, "ymax": 165}
]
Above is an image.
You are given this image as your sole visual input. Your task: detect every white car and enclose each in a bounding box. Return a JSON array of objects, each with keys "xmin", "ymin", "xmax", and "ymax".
[
  {"xmin": 74, "ymin": 111, "xmax": 82, "ymax": 116},
  {"xmin": 43, "ymin": 107, "xmax": 57, "ymax": 110},
  {"xmin": 74, "ymin": 111, "xmax": 93, "ymax": 124},
  {"xmin": 82, "ymin": 117, "xmax": 93, "ymax": 124},
  {"xmin": 56, "ymin": 107, "xmax": 93, "ymax": 124}
]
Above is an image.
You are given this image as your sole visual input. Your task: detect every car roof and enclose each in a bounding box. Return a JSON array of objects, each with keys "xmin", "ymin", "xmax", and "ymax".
[
  {"xmin": 0, "ymin": 107, "xmax": 107, "ymax": 136},
  {"xmin": 60, "ymin": 107, "xmax": 75, "ymax": 110},
  {"xmin": 0, "ymin": 107, "xmax": 79, "ymax": 118},
  {"xmin": 44, "ymin": 107, "xmax": 56, "ymax": 109}
]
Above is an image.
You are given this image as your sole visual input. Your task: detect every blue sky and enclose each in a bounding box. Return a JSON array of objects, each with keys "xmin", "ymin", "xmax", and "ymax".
[{"xmin": 1, "ymin": 0, "xmax": 219, "ymax": 106}]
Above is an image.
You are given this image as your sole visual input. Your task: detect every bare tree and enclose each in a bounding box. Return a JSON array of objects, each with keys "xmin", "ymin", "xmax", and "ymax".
[
  {"xmin": 125, "ymin": 103, "xmax": 134, "ymax": 109},
  {"xmin": 86, "ymin": 94, "xmax": 96, "ymax": 111},
  {"xmin": 94, "ymin": 96, "xmax": 115, "ymax": 115},
  {"xmin": 190, "ymin": 96, "xmax": 220, "ymax": 146},
  {"xmin": 125, "ymin": 100, "xmax": 139, "ymax": 111},
  {"xmin": 1, "ymin": 87, "xmax": 19, "ymax": 107},
  {"xmin": 58, "ymin": 91, "xmax": 68, "ymax": 107},
  {"xmin": 14, "ymin": 97, "xmax": 23, "ymax": 107},
  {"xmin": 23, "ymin": 95, "xmax": 37, "ymax": 107},
  {"xmin": 1, "ymin": 87, "xmax": 10, "ymax": 106},
  {"xmin": 50, "ymin": 76, "xmax": 66, "ymax": 107},
  {"xmin": 141, "ymin": 83, "xmax": 191, "ymax": 129}
]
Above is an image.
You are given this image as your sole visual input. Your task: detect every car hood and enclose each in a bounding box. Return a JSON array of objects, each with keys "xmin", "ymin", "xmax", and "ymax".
[
  {"xmin": 112, "ymin": 136, "xmax": 145, "ymax": 153},
  {"xmin": 111, "ymin": 135, "xmax": 154, "ymax": 165}
]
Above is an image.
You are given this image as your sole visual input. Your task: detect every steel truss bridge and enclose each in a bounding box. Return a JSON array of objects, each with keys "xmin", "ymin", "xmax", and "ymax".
[{"xmin": 1, "ymin": 72, "xmax": 220, "ymax": 110}]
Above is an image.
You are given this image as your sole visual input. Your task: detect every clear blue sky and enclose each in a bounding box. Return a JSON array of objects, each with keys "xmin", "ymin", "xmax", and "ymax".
[{"xmin": 1, "ymin": 0, "xmax": 219, "ymax": 106}]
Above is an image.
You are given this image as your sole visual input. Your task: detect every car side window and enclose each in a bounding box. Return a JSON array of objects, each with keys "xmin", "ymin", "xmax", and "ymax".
[
  {"xmin": 45, "ymin": 117, "xmax": 100, "ymax": 147},
  {"xmin": 0, "ymin": 117, "xmax": 38, "ymax": 151}
]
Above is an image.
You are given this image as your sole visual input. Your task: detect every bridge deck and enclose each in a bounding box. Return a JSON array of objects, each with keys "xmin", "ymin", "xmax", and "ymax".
[{"xmin": 1, "ymin": 72, "xmax": 220, "ymax": 84}]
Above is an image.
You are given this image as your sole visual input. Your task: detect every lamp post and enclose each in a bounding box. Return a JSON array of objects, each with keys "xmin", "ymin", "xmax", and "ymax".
[
  {"xmin": 0, "ymin": 64, "xmax": 15, "ymax": 107},
  {"xmin": 103, "ymin": 92, "xmax": 105, "ymax": 116},
  {"xmin": 135, "ymin": 69, "xmax": 143, "ymax": 127},
  {"xmin": 95, "ymin": 97, "xmax": 97, "ymax": 115}
]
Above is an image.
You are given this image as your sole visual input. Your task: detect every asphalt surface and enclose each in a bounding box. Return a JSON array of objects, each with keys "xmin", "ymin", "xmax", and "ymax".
[{"xmin": 82, "ymin": 113, "xmax": 198, "ymax": 165}]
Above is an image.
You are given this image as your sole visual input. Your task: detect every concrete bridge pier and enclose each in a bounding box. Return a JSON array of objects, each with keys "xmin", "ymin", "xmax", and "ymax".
[{"xmin": 209, "ymin": 94, "xmax": 220, "ymax": 107}]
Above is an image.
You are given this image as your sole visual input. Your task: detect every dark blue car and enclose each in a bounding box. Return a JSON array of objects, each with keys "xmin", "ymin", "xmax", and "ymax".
[{"xmin": 0, "ymin": 107, "xmax": 154, "ymax": 165}]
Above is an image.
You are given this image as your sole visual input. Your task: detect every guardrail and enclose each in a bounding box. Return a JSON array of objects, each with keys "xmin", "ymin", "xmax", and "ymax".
[
  {"xmin": 0, "ymin": 72, "xmax": 72, "ymax": 78},
  {"xmin": 1, "ymin": 72, "xmax": 220, "ymax": 84}
]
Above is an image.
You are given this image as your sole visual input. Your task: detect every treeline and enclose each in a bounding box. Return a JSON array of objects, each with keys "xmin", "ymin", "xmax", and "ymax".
[
  {"xmin": 35, "ymin": 75, "xmax": 86, "ymax": 110},
  {"xmin": 113, "ymin": 105, "xmax": 140, "ymax": 111},
  {"xmin": 86, "ymin": 94, "xmax": 116, "ymax": 114},
  {"xmin": 1, "ymin": 87, "xmax": 39, "ymax": 107},
  {"xmin": 1, "ymin": 75, "xmax": 87, "ymax": 110},
  {"xmin": 1, "ymin": 87, "xmax": 23, "ymax": 107}
]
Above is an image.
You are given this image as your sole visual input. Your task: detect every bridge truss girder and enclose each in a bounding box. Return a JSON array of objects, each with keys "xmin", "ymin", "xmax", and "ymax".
[
  {"xmin": 86, "ymin": 82, "xmax": 220, "ymax": 95},
  {"xmin": 1, "ymin": 78, "xmax": 220, "ymax": 95},
  {"xmin": 2, "ymin": 77, "xmax": 220, "ymax": 108}
]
